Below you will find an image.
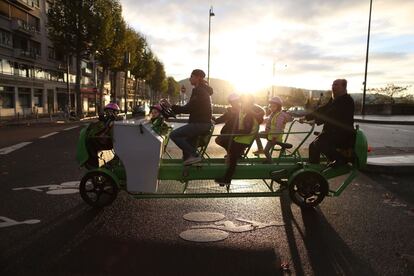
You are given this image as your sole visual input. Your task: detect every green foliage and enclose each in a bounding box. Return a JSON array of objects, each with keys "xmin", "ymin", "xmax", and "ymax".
[
  {"xmin": 148, "ymin": 60, "xmax": 167, "ymax": 97},
  {"xmin": 283, "ymin": 88, "xmax": 307, "ymax": 108},
  {"xmin": 166, "ymin": 77, "xmax": 180, "ymax": 99},
  {"xmin": 47, "ymin": 0, "xmax": 94, "ymax": 54}
]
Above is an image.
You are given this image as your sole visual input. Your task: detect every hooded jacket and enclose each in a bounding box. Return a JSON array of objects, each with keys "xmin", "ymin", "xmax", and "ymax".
[{"xmin": 172, "ymin": 82, "xmax": 213, "ymax": 124}]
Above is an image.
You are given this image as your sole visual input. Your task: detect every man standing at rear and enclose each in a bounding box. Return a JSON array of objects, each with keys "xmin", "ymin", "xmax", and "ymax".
[
  {"xmin": 303, "ymin": 79, "xmax": 355, "ymax": 167},
  {"xmin": 161, "ymin": 69, "xmax": 213, "ymax": 165}
]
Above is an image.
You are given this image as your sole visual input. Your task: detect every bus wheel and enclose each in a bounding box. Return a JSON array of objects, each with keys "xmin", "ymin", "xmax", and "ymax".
[
  {"xmin": 289, "ymin": 171, "xmax": 328, "ymax": 208},
  {"xmin": 79, "ymin": 171, "xmax": 118, "ymax": 208}
]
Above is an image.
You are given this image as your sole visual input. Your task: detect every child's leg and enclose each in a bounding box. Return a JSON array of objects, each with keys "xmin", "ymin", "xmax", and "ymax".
[
  {"xmin": 254, "ymin": 132, "xmax": 267, "ymax": 153},
  {"xmin": 264, "ymin": 140, "xmax": 277, "ymax": 163}
]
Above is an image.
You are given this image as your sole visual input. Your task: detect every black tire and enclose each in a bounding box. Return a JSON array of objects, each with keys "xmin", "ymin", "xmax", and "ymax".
[
  {"xmin": 79, "ymin": 171, "xmax": 118, "ymax": 208},
  {"xmin": 289, "ymin": 171, "xmax": 328, "ymax": 208}
]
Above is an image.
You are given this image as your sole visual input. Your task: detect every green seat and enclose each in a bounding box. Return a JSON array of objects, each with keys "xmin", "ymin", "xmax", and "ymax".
[{"xmin": 196, "ymin": 125, "xmax": 214, "ymax": 159}]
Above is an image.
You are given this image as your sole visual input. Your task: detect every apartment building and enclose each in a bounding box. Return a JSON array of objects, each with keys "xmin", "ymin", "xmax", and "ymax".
[{"xmin": 0, "ymin": 0, "xmax": 106, "ymax": 118}]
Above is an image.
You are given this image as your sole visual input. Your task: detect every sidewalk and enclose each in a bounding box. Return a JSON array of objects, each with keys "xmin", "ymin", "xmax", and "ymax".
[{"xmin": 354, "ymin": 115, "xmax": 414, "ymax": 125}]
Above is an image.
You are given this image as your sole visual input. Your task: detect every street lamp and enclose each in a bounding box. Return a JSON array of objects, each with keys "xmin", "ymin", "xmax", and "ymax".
[
  {"xmin": 271, "ymin": 61, "xmax": 287, "ymax": 98},
  {"xmin": 207, "ymin": 6, "xmax": 215, "ymax": 83},
  {"xmin": 362, "ymin": 0, "xmax": 373, "ymax": 116},
  {"xmin": 124, "ymin": 51, "xmax": 130, "ymax": 115}
]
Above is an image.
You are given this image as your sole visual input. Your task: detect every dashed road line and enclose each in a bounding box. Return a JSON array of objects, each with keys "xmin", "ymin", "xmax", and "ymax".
[
  {"xmin": 0, "ymin": 142, "xmax": 32, "ymax": 155},
  {"xmin": 63, "ymin": 126, "xmax": 79, "ymax": 131},
  {"xmin": 39, "ymin": 132, "xmax": 59, "ymax": 139}
]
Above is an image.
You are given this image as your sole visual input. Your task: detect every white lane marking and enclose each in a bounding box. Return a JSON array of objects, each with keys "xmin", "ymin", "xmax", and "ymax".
[
  {"xmin": 0, "ymin": 142, "xmax": 32, "ymax": 155},
  {"xmin": 0, "ymin": 216, "xmax": 40, "ymax": 228},
  {"xmin": 13, "ymin": 181, "xmax": 80, "ymax": 195},
  {"xmin": 63, "ymin": 126, "xmax": 79, "ymax": 131},
  {"xmin": 39, "ymin": 132, "xmax": 59, "ymax": 139}
]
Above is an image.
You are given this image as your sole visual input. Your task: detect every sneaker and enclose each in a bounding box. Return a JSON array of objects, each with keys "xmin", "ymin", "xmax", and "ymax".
[
  {"xmin": 183, "ymin": 155, "xmax": 202, "ymax": 165},
  {"xmin": 253, "ymin": 149, "xmax": 265, "ymax": 155},
  {"xmin": 215, "ymin": 178, "xmax": 230, "ymax": 187}
]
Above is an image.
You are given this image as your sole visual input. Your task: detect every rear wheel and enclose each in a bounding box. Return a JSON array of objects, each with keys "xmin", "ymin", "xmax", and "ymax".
[
  {"xmin": 79, "ymin": 171, "xmax": 118, "ymax": 208},
  {"xmin": 289, "ymin": 171, "xmax": 328, "ymax": 208}
]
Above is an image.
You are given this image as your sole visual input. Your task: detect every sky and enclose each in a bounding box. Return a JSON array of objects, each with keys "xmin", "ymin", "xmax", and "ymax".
[{"xmin": 120, "ymin": 0, "xmax": 414, "ymax": 94}]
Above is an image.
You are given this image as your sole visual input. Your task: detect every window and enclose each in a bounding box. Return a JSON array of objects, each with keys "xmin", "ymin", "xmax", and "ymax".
[
  {"xmin": 48, "ymin": 46, "xmax": 55, "ymax": 59},
  {"xmin": 0, "ymin": 29, "xmax": 12, "ymax": 47},
  {"xmin": 28, "ymin": 14, "xmax": 40, "ymax": 32},
  {"xmin": 34, "ymin": 88, "xmax": 43, "ymax": 107},
  {"xmin": 0, "ymin": 86, "xmax": 14, "ymax": 108},
  {"xmin": 0, "ymin": 59, "xmax": 13, "ymax": 75},
  {"xmin": 29, "ymin": 40, "xmax": 41, "ymax": 57},
  {"xmin": 33, "ymin": 67, "xmax": 44, "ymax": 79},
  {"xmin": 14, "ymin": 63, "xmax": 31, "ymax": 78},
  {"xmin": 32, "ymin": 0, "xmax": 40, "ymax": 8},
  {"xmin": 18, "ymin": 87, "xmax": 31, "ymax": 108}
]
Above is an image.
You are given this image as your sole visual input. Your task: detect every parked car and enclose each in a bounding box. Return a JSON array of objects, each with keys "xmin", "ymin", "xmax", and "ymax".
[
  {"xmin": 132, "ymin": 105, "xmax": 146, "ymax": 117},
  {"xmin": 287, "ymin": 106, "xmax": 308, "ymax": 117}
]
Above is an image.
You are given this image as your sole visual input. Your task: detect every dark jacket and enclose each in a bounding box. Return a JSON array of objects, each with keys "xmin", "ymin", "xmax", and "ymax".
[
  {"xmin": 213, "ymin": 107, "xmax": 238, "ymax": 134},
  {"xmin": 171, "ymin": 83, "xmax": 213, "ymax": 124},
  {"xmin": 306, "ymin": 93, "xmax": 355, "ymax": 146}
]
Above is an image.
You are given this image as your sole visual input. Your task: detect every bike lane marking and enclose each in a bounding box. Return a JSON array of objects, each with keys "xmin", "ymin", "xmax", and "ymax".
[
  {"xmin": 0, "ymin": 216, "xmax": 40, "ymax": 228},
  {"xmin": 39, "ymin": 132, "xmax": 59, "ymax": 139},
  {"xmin": 0, "ymin": 142, "xmax": 32, "ymax": 155},
  {"xmin": 63, "ymin": 126, "xmax": 79, "ymax": 131}
]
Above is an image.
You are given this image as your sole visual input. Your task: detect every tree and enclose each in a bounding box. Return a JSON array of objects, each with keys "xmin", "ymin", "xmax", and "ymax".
[
  {"xmin": 48, "ymin": 0, "xmax": 95, "ymax": 116},
  {"xmin": 284, "ymin": 88, "xmax": 306, "ymax": 108},
  {"xmin": 166, "ymin": 77, "xmax": 180, "ymax": 102},
  {"xmin": 367, "ymin": 83, "xmax": 411, "ymax": 104},
  {"xmin": 148, "ymin": 60, "xmax": 167, "ymax": 103},
  {"xmin": 88, "ymin": 0, "xmax": 124, "ymax": 112}
]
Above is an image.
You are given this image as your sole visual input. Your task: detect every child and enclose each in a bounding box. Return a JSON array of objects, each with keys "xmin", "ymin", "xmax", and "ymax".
[
  {"xmin": 149, "ymin": 104, "xmax": 170, "ymax": 136},
  {"xmin": 255, "ymin": 96, "xmax": 293, "ymax": 163},
  {"xmin": 86, "ymin": 102, "xmax": 120, "ymax": 168}
]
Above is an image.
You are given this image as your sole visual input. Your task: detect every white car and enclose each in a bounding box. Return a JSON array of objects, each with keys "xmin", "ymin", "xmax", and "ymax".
[{"xmin": 287, "ymin": 106, "xmax": 308, "ymax": 117}]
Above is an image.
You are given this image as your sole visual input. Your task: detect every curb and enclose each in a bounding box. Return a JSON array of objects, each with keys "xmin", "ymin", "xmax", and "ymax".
[
  {"xmin": 354, "ymin": 118, "xmax": 414, "ymax": 125},
  {"xmin": 362, "ymin": 163, "xmax": 414, "ymax": 174}
]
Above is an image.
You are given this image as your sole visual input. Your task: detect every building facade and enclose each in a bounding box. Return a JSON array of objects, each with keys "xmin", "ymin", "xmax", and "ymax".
[{"xmin": 0, "ymin": 0, "xmax": 105, "ymax": 119}]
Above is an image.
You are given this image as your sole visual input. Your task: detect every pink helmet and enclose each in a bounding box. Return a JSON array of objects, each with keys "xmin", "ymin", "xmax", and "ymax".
[
  {"xmin": 227, "ymin": 93, "xmax": 240, "ymax": 103},
  {"xmin": 150, "ymin": 104, "xmax": 162, "ymax": 112},
  {"xmin": 104, "ymin": 103, "xmax": 120, "ymax": 111},
  {"xmin": 269, "ymin": 96, "xmax": 283, "ymax": 106}
]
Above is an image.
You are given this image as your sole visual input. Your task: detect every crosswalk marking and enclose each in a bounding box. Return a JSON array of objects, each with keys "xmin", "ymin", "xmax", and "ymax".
[
  {"xmin": 39, "ymin": 132, "xmax": 59, "ymax": 139},
  {"xmin": 0, "ymin": 142, "xmax": 32, "ymax": 155}
]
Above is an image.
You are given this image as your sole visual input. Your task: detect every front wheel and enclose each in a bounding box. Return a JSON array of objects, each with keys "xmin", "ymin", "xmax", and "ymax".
[
  {"xmin": 289, "ymin": 171, "xmax": 328, "ymax": 208},
  {"xmin": 79, "ymin": 171, "xmax": 118, "ymax": 208}
]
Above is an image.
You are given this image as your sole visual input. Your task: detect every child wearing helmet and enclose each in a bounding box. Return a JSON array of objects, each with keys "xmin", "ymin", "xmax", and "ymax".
[
  {"xmin": 149, "ymin": 104, "xmax": 170, "ymax": 136},
  {"xmin": 85, "ymin": 102, "xmax": 120, "ymax": 168},
  {"xmin": 254, "ymin": 96, "xmax": 293, "ymax": 163}
]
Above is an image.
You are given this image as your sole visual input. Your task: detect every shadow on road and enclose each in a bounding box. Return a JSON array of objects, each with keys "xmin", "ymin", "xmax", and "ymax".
[
  {"xmin": 1, "ymin": 204, "xmax": 102, "ymax": 274},
  {"xmin": 280, "ymin": 193, "xmax": 376, "ymax": 275},
  {"xmin": 49, "ymin": 237, "xmax": 281, "ymax": 276}
]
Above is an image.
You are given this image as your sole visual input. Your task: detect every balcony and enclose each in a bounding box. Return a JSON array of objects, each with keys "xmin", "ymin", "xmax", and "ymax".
[
  {"xmin": 11, "ymin": 19, "xmax": 38, "ymax": 36},
  {"xmin": 10, "ymin": 0, "xmax": 36, "ymax": 11},
  {"xmin": 13, "ymin": 48, "xmax": 39, "ymax": 61}
]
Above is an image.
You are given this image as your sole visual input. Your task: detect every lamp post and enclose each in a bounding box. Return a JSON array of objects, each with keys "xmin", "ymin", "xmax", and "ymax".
[
  {"xmin": 362, "ymin": 0, "xmax": 373, "ymax": 116},
  {"xmin": 207, "ymin": 6, "xmax": 215, "ymax": 83},
  {"xmin": 124, "ymin": 51, "xmax": 130, "ymax": 115}
]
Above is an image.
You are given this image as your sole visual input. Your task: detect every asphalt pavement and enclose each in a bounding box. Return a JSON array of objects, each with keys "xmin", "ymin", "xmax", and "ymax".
[{"xmin": 1, "ymin": 114, "xmax": 413, "ymax": 275}]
